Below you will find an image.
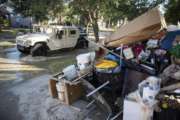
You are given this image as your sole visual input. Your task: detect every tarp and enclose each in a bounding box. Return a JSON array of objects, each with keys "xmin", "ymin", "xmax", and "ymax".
[
  {"xmin": 160, "ymin": 30, "xmax": 180, "ymax": 50},
  {"xmin": 105, "ymin": 7, "xmax": 167, "ymax": 47}
]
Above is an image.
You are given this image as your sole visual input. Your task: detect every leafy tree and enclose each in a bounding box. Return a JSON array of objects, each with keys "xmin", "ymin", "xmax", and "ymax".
[
  {"xmin": 125, "ymin": 0, "xmax": 164, "ymax": 19},
  {"xmin": 69, "ymin": 0, "xmax": 105, "ymax": 42},
  {"xmin": 11, "ymin": 0, "xmax": 64, "ymax": 23},
  {"xmin": 11, "ymin": 0, "xmax": 165, "ymax": 41},
  {"xmin": 69, "ymin": 0, "xmax": 164, "ymax": 42},
  {"xmin": 11, "ymin": 0, "xmax": 48, "ymax": 22},
  {"xmin": 102, "ymin": 0, "xmax": 164, "ymax": 27},
  {"xmin": 48, "ymin": 0, "xmax": 64, "ymax": 23},
  {"xmin": 165, "ymin": 0, "xmax": 180, "ymax": 24}
]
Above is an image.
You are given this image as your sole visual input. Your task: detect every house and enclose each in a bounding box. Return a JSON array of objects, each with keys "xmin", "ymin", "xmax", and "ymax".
[{"xmin": 0, "ymin": 1, "xmax": 33, "ymax": 28}]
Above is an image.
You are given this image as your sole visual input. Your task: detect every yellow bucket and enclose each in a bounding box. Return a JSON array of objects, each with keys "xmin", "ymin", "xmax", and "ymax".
[{"xmin": 95, "ymin": 59, "xmax": 118, "ymax": 69}]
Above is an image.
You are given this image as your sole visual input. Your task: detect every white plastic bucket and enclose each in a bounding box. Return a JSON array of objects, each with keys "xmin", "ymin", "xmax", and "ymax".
[
  {"xmin": 76, "ymin": 53, "xmax": 90, "ymax": 63},
  {"xmin": 76, "ymin": 53, "xmax": 90, "ymax": 70},
  {"xmin": 63, "ymin": 65, "xmax": 78, "ymax": 80},
  {"xmin": 76, "ymin": 52, "xmax": 95, "ymax": 70}
]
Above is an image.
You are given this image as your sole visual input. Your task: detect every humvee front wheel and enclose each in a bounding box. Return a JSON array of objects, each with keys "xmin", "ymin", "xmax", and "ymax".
[{"xmin": 30, "ymin": 43, "xmax": 47, "ymax": 57}]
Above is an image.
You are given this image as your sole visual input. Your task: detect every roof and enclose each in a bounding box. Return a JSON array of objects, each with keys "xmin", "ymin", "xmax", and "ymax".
[{"xmin": 0, "ymin": 3, "xmax": 14, "ymax": 14}]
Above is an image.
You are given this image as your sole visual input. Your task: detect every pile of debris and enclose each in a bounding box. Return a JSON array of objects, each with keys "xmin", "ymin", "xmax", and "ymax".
[{"xmin": 49, "ymin": 7, "xmax": 180, "ymax": 120}]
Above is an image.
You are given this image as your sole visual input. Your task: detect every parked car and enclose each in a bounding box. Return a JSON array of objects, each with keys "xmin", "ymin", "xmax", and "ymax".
[{"xmin": 16, "ymin": 25, "xmax": 88, "ymax": 56}]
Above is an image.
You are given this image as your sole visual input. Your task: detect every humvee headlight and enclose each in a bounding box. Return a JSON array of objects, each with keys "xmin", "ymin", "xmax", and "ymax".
[
  {"xmin": 25, "ymin": 40, "xmax": 32, "ymax": 46},
  {"xmin": 27, "ymin": 40, "xmax": 32, "ymax": 44}
]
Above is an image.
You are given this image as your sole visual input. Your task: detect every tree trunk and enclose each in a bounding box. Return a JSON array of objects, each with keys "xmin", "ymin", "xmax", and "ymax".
[
  {"xmin": 86, "ymin": 22, "xmax": 90, "ymax": 35},
  {"xmin": 92, "ymin": 20, "xmax": 99, "ymax": 42},
  {"xmin": 7, "ymin": 14, "xmax": 11, "ymax": 27},
  {"xmin": 88, "ymin": 11, "xmax": 99, "ymax": 42},
  {"xmin": 106, "ymin": 20, "xmax": 111, "ymax": 28}
]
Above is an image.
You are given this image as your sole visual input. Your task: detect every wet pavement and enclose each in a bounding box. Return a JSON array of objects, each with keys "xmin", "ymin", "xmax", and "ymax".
[{"xmin": 0, "ymin": 41, "xmax": 106, "ymax": 120}]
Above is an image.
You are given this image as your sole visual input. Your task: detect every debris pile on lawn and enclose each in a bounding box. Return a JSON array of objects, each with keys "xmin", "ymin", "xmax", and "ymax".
[{"xmin": 49, "ymin": 7, "xmax": 180, "ymax": 120}]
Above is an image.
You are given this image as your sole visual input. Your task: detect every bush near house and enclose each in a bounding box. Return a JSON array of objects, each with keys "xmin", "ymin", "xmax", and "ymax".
[
  {"xmin": 0, "ymin": 17, "xmax": 3, "ymax": 32},
  {"xmin": 0, "ymin": 17, "xmax": 9, "ymax": 26},
  {"xmin": 0, "ymin": 16, "xmax": 9, "ymax": 32}
]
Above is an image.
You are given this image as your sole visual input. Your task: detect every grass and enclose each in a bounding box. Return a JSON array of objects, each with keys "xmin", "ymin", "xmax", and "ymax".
[
  {"xmin": 0, "ymin": 41, "xmax": 15, "ymax": 47},
  {"xmin": 0, "ymin": 28, "xmax": 30, "ymax": 38}
]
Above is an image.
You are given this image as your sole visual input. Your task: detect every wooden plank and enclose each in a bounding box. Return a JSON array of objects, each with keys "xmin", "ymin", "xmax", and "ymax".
[
  {"xmin": 64, "ymin": 81, "xmax": 84, "ymax": 105},
  {"xmin": 161, "ymin": 82, "xmax": 180, "ymax": 92},
  {"xmin": 53, "ymin": 72, "xmax": 63, "ymax": 78},
  {"xmin": 49, "ymin": 79, "xmax": 58, "ymax": 98},
  {"xmin": 53, "ymin": 71, "xmax": 91, "ymax": 85},
  {"xmin": 64, "ymin": 72, "xmax": 91, "ymax": 85}
]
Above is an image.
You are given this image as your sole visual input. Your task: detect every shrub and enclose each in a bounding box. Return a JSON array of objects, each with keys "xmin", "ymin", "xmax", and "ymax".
[{"xmin": 170, "ymin": 44, "xmax": 180, "ymax": 58}]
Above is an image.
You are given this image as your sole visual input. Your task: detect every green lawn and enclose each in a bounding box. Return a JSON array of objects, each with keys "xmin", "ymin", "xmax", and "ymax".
[
  {"xmin": 0, "ymin": 28, "xmax": 30, "ymax": 38},
  {"xmin": 0, "ymin": 41, "xmax": 15, "ymax": 47}
]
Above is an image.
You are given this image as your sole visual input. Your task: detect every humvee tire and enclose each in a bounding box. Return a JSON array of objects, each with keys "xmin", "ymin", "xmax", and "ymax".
[{"xmin": 31, "ymin": 43, "xmax": 47, "ymax": 57}]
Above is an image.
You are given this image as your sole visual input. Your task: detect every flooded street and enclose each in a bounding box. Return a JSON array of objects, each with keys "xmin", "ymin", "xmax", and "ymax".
[
  {"xmin": 0, "ymin": 42, "xmax": 105, "ymax": 120},
  {"xmin": 0, "ymin": 45, "xmax": 90, "ymax": 83}
]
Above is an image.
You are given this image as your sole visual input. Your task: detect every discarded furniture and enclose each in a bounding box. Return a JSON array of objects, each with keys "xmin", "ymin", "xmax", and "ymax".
[{"xmin": 49, "ymin": 73, "xmax": 84, "ymax": 105}]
